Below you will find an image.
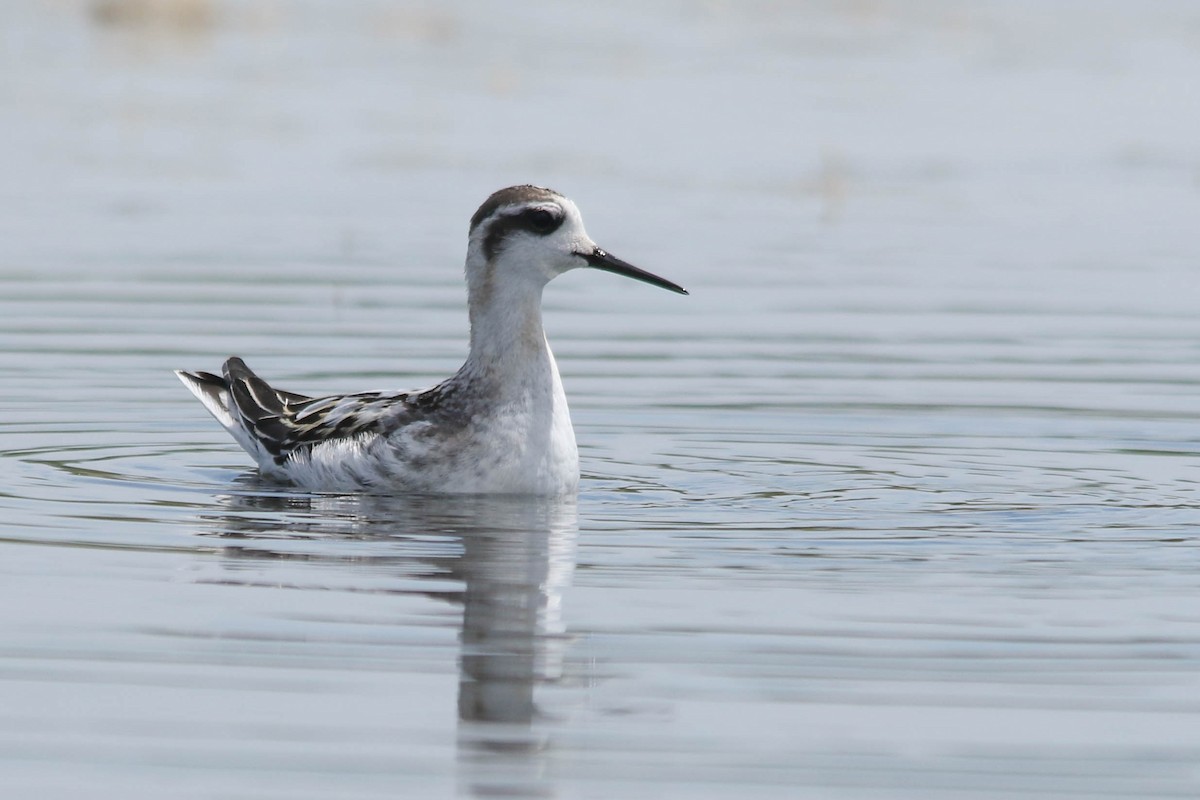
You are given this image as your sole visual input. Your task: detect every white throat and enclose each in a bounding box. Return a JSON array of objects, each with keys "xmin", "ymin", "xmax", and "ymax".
[{"xmin": 463, "ymin": 254, "xmax": 555, "ymax": 382}]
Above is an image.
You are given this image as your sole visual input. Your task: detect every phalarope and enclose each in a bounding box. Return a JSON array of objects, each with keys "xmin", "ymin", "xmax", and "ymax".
[{"xmin": 176, "ymin": 185, "xmax": 687, "ymax": 494}]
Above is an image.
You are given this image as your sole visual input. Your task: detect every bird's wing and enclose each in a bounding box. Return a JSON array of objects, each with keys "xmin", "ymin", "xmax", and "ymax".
[{"xmin": 219, "ymin": 357, "xmax": 413, "ymax": 461}]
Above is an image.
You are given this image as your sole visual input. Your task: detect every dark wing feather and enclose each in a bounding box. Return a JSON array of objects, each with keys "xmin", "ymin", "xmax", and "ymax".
[
  {"xmin": 221, "ymin": 357, "xmax": 413, "ymax": 461},
  {"xmin": 223, "ymin": 357, "xmax": 298, "ymax": 455}
]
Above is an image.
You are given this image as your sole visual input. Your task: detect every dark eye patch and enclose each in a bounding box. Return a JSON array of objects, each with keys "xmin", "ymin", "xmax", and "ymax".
[
  {"xmin": 481, "ymin": 206, "xmax": 565, "ymax": 260},
  {"xmin": 522, "ymin": 207, "xmax": 564, "ymax": 235}
]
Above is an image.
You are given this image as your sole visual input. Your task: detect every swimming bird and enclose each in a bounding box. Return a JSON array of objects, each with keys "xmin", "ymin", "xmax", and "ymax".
[{"xmin": 176, "ymin": 185, "xmax": 687, "ymax": 494}]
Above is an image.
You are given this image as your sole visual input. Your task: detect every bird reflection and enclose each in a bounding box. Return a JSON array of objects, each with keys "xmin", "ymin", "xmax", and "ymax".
[
  {"xmin": 194, "ymin": 478, "xmax": 579, "ymax": 796},
  {"xmin": 458, "ymin": 507, "xmax": 575, "ymax": 726}
]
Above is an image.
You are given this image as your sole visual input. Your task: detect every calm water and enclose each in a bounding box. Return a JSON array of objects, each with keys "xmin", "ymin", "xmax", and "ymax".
[{"xmin": 4, "ymin": 2, "xmax": 1200, "ymax": 798}]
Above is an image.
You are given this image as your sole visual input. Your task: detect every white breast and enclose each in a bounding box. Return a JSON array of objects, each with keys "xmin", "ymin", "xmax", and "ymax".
[{"xmin": 277, "ymin": 348, "xmax": 579, "ymax": 495}]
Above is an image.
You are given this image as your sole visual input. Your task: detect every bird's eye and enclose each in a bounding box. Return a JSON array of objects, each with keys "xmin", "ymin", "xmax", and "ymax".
[{"xmin": 524, "ymin": 208, "xmax": 562, "ymax": 235}]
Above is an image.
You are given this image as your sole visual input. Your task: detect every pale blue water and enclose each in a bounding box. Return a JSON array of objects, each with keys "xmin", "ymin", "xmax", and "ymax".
[{"xmin": 3, "ymin": 2, "xmax": 1200, "ymax": 798}]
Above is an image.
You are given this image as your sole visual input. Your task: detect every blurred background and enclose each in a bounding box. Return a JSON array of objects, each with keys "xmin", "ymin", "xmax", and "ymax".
[
  {"xmin": 9, "ymin": 0, "xmax": 1197, "ymax": 279},
  {"xmin": 3, "ymin": 2, "xmax": 1200, "ymax": 799}
]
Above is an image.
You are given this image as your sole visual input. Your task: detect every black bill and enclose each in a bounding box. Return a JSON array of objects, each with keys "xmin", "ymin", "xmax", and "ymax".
[{"xmin": 579, "ymin": 247, "xmax": 689, "ymax": 295}]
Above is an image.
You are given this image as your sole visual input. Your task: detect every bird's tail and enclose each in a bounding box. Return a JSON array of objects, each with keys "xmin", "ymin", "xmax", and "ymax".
[
  {"xmin": 175, "ymin": 359, "xmax": 282, "ymax": 467},
  {"xmin": 175, "ymin": 368, "xmax": 236, "ymax": 429}
]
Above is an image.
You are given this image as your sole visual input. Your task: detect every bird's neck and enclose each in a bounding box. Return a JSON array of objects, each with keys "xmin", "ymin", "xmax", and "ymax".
[{"xmin": 461, "ymin": 269, "xmax": 554, "ymax": 384}]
